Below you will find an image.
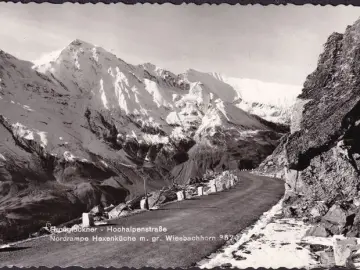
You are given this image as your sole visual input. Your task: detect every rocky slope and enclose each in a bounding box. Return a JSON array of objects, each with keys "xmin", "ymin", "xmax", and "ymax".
[
  {"xmin": 0, "ymin": 39, "xmax": 287, "ymax": 242},
  {"xmin": 258, "ymin": 18, "xmax": 360, "ymax": 237}
]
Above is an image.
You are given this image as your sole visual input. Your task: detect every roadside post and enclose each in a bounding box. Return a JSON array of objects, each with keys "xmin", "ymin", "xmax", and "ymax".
[
  {"xmin": 82, "ymin": 213, "xmax": 94, "ymax": 227},
  {"xmin": 210, "ymin": 180, "xmax": 217, "ymax": 193},
  {"xmin": 226, "ymin": 181, "xmax": 231, "ymax": 189},
  {"xmin": 138, "ymin": 166, "xmax": 149, "ymax": 210},
  {"xmin": 140, "ymin": 198, "xmax": 149, "ymax": 210},
  {"xmin": 177, "ymin": 190, "xmax": 186, "ymax": 201}
]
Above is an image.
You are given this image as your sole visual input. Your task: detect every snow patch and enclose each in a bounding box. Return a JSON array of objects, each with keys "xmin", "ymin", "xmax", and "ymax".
[
  {"xmin": 108, "ymin": 67, "xmax": 114, "ymax": 77},
  {"xmin": 32, "ymin": 49, "xmax": 63, "ymax": 68},
  {"xmin": 0, "ymin": 244, "xmax": 11, "ymax": 249},
  {"xmin": 0, "ymin": 153, "xmax": 6, "ymax": 161},
  {"xmin": 215, "ymin": 101, "xmax": 230, "ymax": 122},
  {"xmin": 166, "ymin": 112, "xmax": 181, "ymax": 126},
  {"xmin": 37, "ymin": 131, "xmax": 48, "ymax": 148},
  {"xmin": 73, "ymin": 51, "xmax": 81, "ymax": 70},
  {"xmin": 170, "ymin": 126, "xmax": 186, "ymax": 139},
  {"xmin": 143, "ymin": 134, "xmax": 169, "ymax": 144},
  {"xmin": 114, "ymin": 68, "xmax": 130, "ymax": 114},
  {"xmin": 92, "ymin": 47, "xmax": 99, "ymax": 62},
  {"xmin": 198, "ymin": 199, "xmax": 320, "ymax": 269},
  {"xmin": 196, "ymin": 110, "xmax": 222, "ymax": 135},
  {"xmin": 63, "ymin": 151, "xmax": 76, "ymax": 161},
  {"xmin": 12, "ymin": 123, "xmax": 34, "ymax": 140},
  {"xmin": 99, "ymin": 79, "xmax": 109, "ymax": 110},
  {"xmin": 100, "ymin": 160, "xmax": 109, "ymax": 168},
  {"xmin": 11, "ymin": 123, "xmax": 49, "ymax": 148},
  {"xmin": 22, "ymin": 105, "xmax": 34, "ymax": 112}
]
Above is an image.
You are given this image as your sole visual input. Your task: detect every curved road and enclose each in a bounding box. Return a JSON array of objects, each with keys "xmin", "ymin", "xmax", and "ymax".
[{"xmin": 0, "ymin": 172, "xmax": 284, "ymax": 268}]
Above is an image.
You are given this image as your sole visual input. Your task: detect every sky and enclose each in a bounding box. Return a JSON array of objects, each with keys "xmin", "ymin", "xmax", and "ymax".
[{"xmin": 0, "ymin": 4, "xmax": 359, "ymax": 85}]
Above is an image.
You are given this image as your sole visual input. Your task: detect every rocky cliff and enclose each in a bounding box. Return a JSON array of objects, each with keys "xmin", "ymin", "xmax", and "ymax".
[
  {"xmin": 258, "ymin": 18, "xmax": 360, "ymax": 237},
  {"xmin": 0, "ymin": 40, "xmax": 287, "ymax": 242}
]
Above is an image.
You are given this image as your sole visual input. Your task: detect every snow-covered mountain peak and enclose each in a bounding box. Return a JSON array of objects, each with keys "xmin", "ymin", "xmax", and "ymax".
[
  {"xmin": 33, "ymin": 39, "xmax": 129, "ymax": 74},
  {"xmin": 31, "ymin": 39, "xmax": 92, "ymax": 70},
  {"xmin": 30, "ymin": 39, "xmax": 300, "ymax": 126},
  {"xmin": 33, "ymin": 39, "xmax": 141, "ymax": 102},
  {"xmin": 69, "ymin": 38, "xmax": 94, "ymax": 47}
]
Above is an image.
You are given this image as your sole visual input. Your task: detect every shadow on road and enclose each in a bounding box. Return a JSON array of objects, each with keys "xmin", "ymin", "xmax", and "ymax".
[
  {"xmin": 158, "ymin": 206, "xmax": 218, "ymax": 210},
  {"xmin": 0, "ymin": 246, "xmax": 30, "ymax": 252}
]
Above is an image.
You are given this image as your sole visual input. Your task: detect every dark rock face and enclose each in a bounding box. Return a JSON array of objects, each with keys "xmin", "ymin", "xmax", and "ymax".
[
  {"xmin": 259, "ymin": 19, "xmax": 360, "ymax": 237},
  {"xmin": 286, "ymin": 30, "xmax": 360, "ymax": 172}
]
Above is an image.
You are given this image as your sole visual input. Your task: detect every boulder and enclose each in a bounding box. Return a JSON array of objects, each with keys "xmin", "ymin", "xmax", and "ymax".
[
  {"xmin": 305, "ymin": 224, "xmax": 330, "ymax": 237},
  {"xmin": 322, "ymin": 222, "xmax": 341, "ymax": 236},
  {"xmin": 203, "ymin": 185, "xmax": 211, "ymax": 195},
  {"xmin": 316, "ymin": 250, "xmax": 335, "ymax": 267},
  {"xmin": 283, "ymin": 206, "xmax": 298, "ymax": 217},
  {"xmin": 148, "ymin": 190, "xmax": 177, "ymax": 208},
  {"xmin": 345, "ymin": 208, "xmax": 360, "ymax": 237},
  {"xmin": 90, "ymin": 205, "xmax": 104, "ymax": 216},
  {"xmin": 31, "ymin": 226, "xmax": 52, "ymax": 238},
  {"xmin": 197, "ymin": 186, "xmax": 204, "ymax": 196},
  {"xmin": 352, "ymin": 249, "xmax": 360, "ymax": 265},
  {"xmin": 104, "ymin": 204, "xmax": 115, "ymax": 212},
  {"xmin": 310, "ymin": 202, "xmax": 328, "ymax": 218},
  {"xmin": 127, "ymin": 196, "xmax": 142, "ymax": 209},
  {"xmin": 108, "ymin": 203, "xmax": 128, "ymax": 219},
  {"xmin": 322, "ymin": 204, "xmax": 348, "ymax": 228},
  {"xmin": 333, "ymin": 238, "xmax": 358, "ymax": 267},
  {"xmin": 119, "ymin": 210, "xmax": 130, "ymax": 217},
  {"xmin": 38, "ymin": 226, "xmax": 52, "ymax": 235},
  {"xmin": 93, "ymin": 216, "xmax": 105, "ymax": 222},
  {"xmin": 354, "ymin": 197, "xmax": 360, "ymax": 207}
]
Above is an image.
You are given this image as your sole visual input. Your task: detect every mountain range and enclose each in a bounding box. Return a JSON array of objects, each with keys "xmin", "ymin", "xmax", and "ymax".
[{"xmin": 0, "ymin": 39, "xmax": 300, "ymax": 242}]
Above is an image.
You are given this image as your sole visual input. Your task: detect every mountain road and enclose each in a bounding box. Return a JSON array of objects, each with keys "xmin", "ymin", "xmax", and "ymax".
[{"xmin": 0, "ymin": 172, "xmax": 284, "ymax": 268}]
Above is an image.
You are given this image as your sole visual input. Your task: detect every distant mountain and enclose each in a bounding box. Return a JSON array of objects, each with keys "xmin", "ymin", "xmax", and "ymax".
[
  {"xmin": 183, "ymin": 70, "xmax": 301, "ymax": 125},
  {"xmin": 0, "ymin": 39, "xmax": 290, "ymax": 242}
]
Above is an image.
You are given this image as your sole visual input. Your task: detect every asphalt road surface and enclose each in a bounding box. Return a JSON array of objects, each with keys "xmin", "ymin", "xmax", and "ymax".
[{"xmin": 0, "ymin": 172, "xmax": 284, "ymax": 268}]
